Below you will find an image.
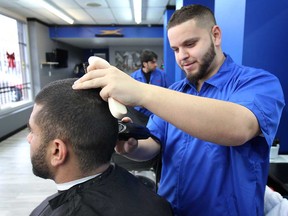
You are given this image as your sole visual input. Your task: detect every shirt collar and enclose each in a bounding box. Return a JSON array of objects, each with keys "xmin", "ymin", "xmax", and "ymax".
[
  {"xmin": 56, "ymin": 173, "xmax": 101, "ymax": 191},
  {"xmin": 183, "ymin": 54, "xmax": 234, "ymax": 91},
  {"xmin": 205, "ymin": 54, "xmax": 233, "ymax": 89}
]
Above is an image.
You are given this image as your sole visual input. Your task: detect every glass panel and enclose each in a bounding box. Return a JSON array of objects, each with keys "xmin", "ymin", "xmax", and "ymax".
[{"xmin": 0, "ymin": 14, "xmax": 32, "ymax": 112}]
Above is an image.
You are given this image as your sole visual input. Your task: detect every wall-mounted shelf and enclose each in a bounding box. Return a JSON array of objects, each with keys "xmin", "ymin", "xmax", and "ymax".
[
  {"xmin": 41, "ymin": 62, "xmax": 59, "ymax": 66},
  {"xmin": 41, "ymin": 62, "xmax": 59, "ymax": 77},
  {"xmin": 41, "ymin": 62, "xmax": 59, "ymax": 68}
]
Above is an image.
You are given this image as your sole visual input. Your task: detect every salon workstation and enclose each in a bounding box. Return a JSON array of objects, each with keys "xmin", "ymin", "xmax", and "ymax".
[{"xmin": 0, "ymin": 0, "xmax": 288, "ymax": 215}]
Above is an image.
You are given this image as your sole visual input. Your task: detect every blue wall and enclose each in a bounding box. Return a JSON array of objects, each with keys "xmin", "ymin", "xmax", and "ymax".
[
  {"xmin": 163, "ymin": 8, "xmax": 175, "ymax": 86},
  {"xmin": 242, "ymin": 1, "xmax": 288, "ymax": 153},
  {"xmin": 215, "ymin": 0, "xmax": 246, "ymax": 65}
]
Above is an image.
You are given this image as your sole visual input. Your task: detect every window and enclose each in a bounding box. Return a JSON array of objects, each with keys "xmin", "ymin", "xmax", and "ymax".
[{"xmin": 0, "ymin": 14, "xmax": 32, "ymax": 113}]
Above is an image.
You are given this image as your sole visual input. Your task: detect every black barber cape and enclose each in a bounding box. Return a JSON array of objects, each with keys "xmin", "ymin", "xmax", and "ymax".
[{"xmin": 30, "ymin": 164, "xmax": 173, "ymax": 216}]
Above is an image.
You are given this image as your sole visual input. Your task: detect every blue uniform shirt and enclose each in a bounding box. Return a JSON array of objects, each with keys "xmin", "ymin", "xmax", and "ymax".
[
  {"xmin": 147, "ymin": 55, "xmax": 285, "ymax": 216},
  {"xmin": 131, "ymin": 68, "xmax": 167, "ymax": 117}
]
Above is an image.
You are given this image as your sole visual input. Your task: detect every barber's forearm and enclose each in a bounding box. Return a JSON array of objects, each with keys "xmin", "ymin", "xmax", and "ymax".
[{"xmin": 140, "ymin": 85, "xmax": 260, "ymax": 146}]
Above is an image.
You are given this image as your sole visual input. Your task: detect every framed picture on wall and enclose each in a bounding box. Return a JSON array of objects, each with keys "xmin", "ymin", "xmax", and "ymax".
[
  {"xmin": 94, "ymin": 53, "xmax": 106, "ymax": 60},
  {"xmin": 115, "ymin": 50, "xmax": 141, "ymax": 74}
]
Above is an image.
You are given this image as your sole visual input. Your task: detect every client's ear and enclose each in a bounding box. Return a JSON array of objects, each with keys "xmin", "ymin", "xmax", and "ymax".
[{"xmin": 49, "ymin": 139, "xmax": 68, "ymax": 167}]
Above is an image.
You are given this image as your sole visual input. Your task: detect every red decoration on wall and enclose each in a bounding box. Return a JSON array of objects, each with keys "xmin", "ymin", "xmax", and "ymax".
[{"xmin": 6, "ymin": 52, "xmax": 16, "ymax": 68}]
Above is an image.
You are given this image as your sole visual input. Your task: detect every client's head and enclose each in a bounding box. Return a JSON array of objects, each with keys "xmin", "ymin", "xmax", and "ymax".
[{"xmin": 27, "ymin": 78, "xmax": 118, "ymax": 181}]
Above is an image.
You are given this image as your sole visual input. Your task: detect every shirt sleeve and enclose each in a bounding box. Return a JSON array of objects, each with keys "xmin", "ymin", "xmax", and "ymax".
[
  {"xmin": 147, "ymin": 114, "xmax": 166, "ymax": 147},
  {"xmin": 228, "ymin": 69, "xmax": 285, "ymax": 146}
]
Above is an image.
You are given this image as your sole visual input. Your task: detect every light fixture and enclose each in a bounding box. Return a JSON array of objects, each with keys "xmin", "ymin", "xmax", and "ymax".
[
  {"xmin": 86, "ymin": 2, "xmax": 101, "ymax": 7},
  {"xmin": 133, "ymin": 0, "xmax": 142, "ymax": 24},
  {"xmin": 38, "ymin": 0, "xmax": 74, "ymax": 24}
]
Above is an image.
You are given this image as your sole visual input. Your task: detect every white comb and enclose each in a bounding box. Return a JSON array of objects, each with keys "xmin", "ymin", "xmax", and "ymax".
[{"xmin": 88, "ymin": 56, "xmax": 127, "ymax": 119}]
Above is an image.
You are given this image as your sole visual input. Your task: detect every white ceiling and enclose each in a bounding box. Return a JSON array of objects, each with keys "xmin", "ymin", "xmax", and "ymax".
[{"xmin": 0, "ymin": 0, "xmax": 176, "ymax": 48}]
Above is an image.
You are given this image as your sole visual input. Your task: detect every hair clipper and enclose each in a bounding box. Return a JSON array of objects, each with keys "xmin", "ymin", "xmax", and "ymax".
[{"xmin": 118, "ymin": 122, "xmax": 151, "ymax": 140}]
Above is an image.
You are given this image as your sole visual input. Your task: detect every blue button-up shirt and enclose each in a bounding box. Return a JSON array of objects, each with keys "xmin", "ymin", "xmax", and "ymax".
[{"xmin": 147, "ymin": 55, "xmax": 285, "ymax": 216}]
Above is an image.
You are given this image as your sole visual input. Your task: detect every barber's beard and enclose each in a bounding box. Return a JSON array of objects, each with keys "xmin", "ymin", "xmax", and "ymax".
[
  {"xmin": 31, "ymin": 142, "xmax": 53, "ymax": 180},
  {"xmin": 186, "ymin": 40, "xmax": 216, "ymax": 84},
  {"xmin": 148, "ymin": 66, "xmax": 156, "ymax": 73}
]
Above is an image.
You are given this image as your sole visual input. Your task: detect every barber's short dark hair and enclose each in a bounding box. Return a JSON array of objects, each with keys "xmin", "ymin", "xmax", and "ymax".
[
  {"xmin": 34, "ymin": 78, "xmax": 118, "ymax": 173},
  {"xmin": 140, "ymin": 50, "xmax": 158, "ymax": 67},
  {"xmin": 167, "ymin": 4, "xmax": 216, "ymax": 30}
]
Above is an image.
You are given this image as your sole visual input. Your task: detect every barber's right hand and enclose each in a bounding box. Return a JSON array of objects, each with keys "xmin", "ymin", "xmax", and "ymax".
[
  {"xmin": 115, "ymin": 117, "xmax": 138, "ymax": 155},
  {"xmin": 115, "ymin": 137, "xmax": 138, "ymax": 155}
]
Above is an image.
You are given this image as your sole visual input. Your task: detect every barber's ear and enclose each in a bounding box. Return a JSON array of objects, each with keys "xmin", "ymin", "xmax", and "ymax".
[
  {"xmin": 211, "ymin": 25, "xmax": 221, "ymax": 46},
  {"xmin": 49, "ymin": 139, "xmax": 68, "ymax": 167}
]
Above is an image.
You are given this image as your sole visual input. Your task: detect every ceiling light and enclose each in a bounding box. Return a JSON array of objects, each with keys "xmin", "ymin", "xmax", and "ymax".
[
  {"xmin": 133, "ymin": 0, "xmax": 142, "ymax": 24},
  {"xmin": 38, "ymin": 0, "xmax": 74, "ymax": 24},
  {"xmin": 86, "ymin": 2, "xmax": 101, "ymax": 7}
]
